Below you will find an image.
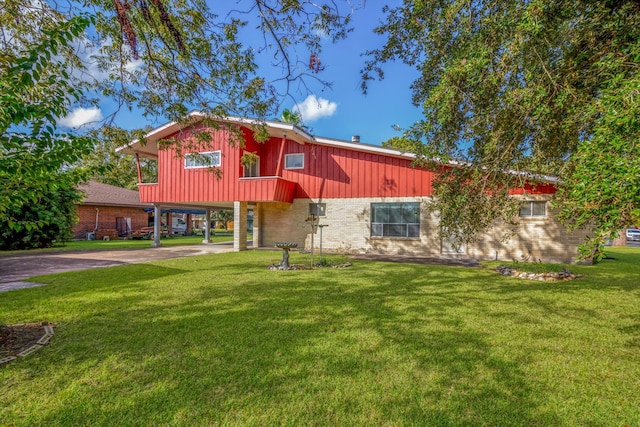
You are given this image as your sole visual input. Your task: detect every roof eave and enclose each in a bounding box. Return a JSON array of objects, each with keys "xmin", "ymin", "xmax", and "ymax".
[{"xmin": 117, "ymin": 111, "xmax": 315, "ymax": 158}]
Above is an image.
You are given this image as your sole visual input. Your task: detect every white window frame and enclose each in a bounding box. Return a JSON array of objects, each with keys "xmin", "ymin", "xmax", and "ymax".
[
  {"xmin": 519, "ymin": 201, "xmax": 546, "ymax": 218},
  {"xmin": 284, "ymin": 153, "xmax": 304, "ymax": 170},
  {"xmin": 370, "ymin": 202, "xmax": 421, "ymax": 238},
  {"xmin": 184, "ymin": 151, "xmax": 221, "ymax": 169}
]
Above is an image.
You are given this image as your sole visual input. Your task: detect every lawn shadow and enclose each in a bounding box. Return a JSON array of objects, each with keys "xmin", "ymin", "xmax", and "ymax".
[
  {"xmin": 113, "ymin": 261, "xmax": 558, "ymax": 424},
  {"xmin": 619, "ymin": 313, "xmax": 640, "ymax": 350},
  {"xmin": 6, "ymin": 253, "xmax": 636, "ymax": 425},
  {"xmin": 0, "ymin": 264, "xmax": 192, "ymax": 337},
  {"xmin": 28, "ymin": 263, "xmax": 189, "ymax": 290}
]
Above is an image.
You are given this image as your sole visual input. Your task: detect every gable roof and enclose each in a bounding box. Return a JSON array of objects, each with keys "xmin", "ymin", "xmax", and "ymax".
[{"xmin": 78, "ymin": 181, "xmax": 151, "ymax": 208}]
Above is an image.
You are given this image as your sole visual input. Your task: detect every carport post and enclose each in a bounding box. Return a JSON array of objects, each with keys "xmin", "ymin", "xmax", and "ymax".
[
  {"xmin": 203, "ymin": 207, "xmax": 212, "ymax": 244},
  {"xmin": 252, "ymin": 204, "xmax": 260, "ymax": 248},
  {"xmin": 151, "ymin": 204, "xmax": 162, "ymax": 248},
  {"xmin": 233, "ymin": 201, "xmax": 248, "ymax": 252}
]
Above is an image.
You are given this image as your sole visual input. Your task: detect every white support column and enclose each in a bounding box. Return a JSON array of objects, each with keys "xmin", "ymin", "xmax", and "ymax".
[
  {"xmin": 151, "ymin": 204, "xmax": 162, "ymax": 248},
  {"xmin": 233, "ymin": 201, "xmax": 248, "ymax": 251},
  {"xmin": 252, "ymin": 204, "xmax": 261, "ymax": 248},
  {"xmin": 203, "ymin": 207, "xmax": 212, "ymax": 244}
]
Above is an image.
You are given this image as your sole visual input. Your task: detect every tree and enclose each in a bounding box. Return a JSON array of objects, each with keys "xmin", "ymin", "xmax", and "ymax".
[
  {"xmin": 4, "ymin": 0, "xmax": 357, "ymax": 191},
  {"xmin": 362, "ymin": 0, "xmax": 640, "ymax": 260},
  {"xmin": 280, "ymin": 109, "xmax": 302, "ymax": 125},
  {"xmin": 1, "ymin": 13, "xmax": 95, "ymax": 241},
  {"xmin": 3, "ymin": 0, "xmax": 356, "ymax": 126},
  {"xmin": 0, "ymin": 186, "xmax": 82, "ymax": 250},
  {"xmin": 2, "ymin": 0, "xmax": 357, "ymax": 246},
  {"xmin": 212, "ymin": 210, "xmax": 234, "ymax": 230},
  {"xmin": 80, "ymin": 126, "xmax": 157, "ymax": 189}
]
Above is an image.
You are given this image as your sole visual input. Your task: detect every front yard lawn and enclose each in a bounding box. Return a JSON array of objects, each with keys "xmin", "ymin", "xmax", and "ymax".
[{"xmin": 1, "ymin": 248, "xmax": 639, "ymax": 426}]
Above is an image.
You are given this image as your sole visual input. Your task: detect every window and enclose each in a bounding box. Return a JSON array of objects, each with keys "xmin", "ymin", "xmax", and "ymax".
[
  {"xmin": 284, "ymin": 153, "xmax": 304, "ymax": 169},
  {"xmin": 519, "ymin": 201, "xmax": 546, "ymax": 217},
  {"xmin": 309, "ymin": 203, "xmax": 326, "ymax": 217},
  {"xmin": 243, "ymin": 156, "xmax": 260, "ymax": 177},
  {"xmin": 371, "ymin": 202, "xmax": 420, "ymax": 238},
  {"xmin": 184, "ymin": 151, "xmax": 221, "ymax": 169}
]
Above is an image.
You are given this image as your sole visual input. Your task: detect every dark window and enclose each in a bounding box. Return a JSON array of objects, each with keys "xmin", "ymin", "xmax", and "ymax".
[
  {"xmin": 371, "ymin": 202, "xmax": 420, "ymax": 237},
  {"xmin": 284, "ymin": 153, "xmax": 304, "ymax": 169},
  {"xmin": 309, "ymin": 203, "xmax": 326, "ymax": 217}
]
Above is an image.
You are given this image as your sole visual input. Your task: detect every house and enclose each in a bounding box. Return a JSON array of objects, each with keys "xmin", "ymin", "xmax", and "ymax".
[
  {"xmin": 74, "ymin": 181, "xmax": 152, "ymax": 240},
  {"xmin": 118, "ymin": 112, "xmax": 589, "ymax": 263}
]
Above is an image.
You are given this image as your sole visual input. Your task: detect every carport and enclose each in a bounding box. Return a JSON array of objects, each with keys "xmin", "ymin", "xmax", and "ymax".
[{"xmin": 146, "ymin": 203, "xmax": 256, "ymax": 251}]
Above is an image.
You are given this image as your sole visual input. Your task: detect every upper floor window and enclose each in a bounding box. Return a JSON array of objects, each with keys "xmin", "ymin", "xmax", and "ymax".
[
  {"xmin": 371, "ymin": 202, "xmax": 420, "ymax": 238},
  {"xmin": 519, "ymin": 201, "xmax": 546, "ymax": 217},
  {"xmin": 284, "ymin": 153, "xmax": 304, "ymax": 169},
  {"xmin": 243, "ymin": 156, "xmax": 260, "ymax": 177},
  {"xmin": 185, "ymin": 151, "xmax": 221, "ymax": 169}
]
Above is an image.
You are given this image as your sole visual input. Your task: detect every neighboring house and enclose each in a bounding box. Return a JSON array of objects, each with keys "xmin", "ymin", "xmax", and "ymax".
[
  {"xmin": 73, "ymin": 181, "xmax": 151, "ymax": 240},
  {"xmin": 118, "ymin": 112, "xmax": 590, "ymax": 263}
]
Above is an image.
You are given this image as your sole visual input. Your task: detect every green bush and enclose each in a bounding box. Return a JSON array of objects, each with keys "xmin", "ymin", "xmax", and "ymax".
[{"xmin": 0, "ymin": 183, "xmax": 81, "ymax": 250}]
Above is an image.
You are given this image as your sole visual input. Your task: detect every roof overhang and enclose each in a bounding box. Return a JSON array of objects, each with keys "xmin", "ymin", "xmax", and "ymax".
[{"xmin": 117, "ymin": 111, "xmax": 314, "ymax": 158}]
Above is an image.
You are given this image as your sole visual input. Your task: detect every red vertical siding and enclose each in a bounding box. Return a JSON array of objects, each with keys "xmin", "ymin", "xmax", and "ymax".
[
  {"xmin": 509, "ymin": 182, "xmax": 557, "ymax": 195},
  {"xmin": 146, "ymin": 123, "xmax": 472, "ymax": 204},
  {"xmin": 275, "ymin": 139, "xmax": 436, "ymax": 199},
  {"xmin": 152, "ymin": 126, "xmax": 244, "ymax": 203}
]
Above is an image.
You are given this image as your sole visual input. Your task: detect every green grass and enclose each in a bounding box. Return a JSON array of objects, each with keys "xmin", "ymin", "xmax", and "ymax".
[
  {"xmin": 0, "ymin": 233, "xmax": 238, "ymax": 255},
  {"xmin": 1, "ymin": 248, "xmax": 639, "ymax": 426}
]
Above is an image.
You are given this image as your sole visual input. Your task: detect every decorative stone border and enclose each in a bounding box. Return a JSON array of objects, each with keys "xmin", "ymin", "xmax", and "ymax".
[
  {"xmin": 267, "ymin": 262, "xmax": 352, "ymax": 271},
  {"xmin": 496, "ymin": 265, "xmax": 581, "ymax": 281},
  {"xmin": 268, "ymin": 264, "xmax": 312, "ymax": 270},
  {"xmin": 0, "ymin": 324, "xmax": 54, "ymax": 366}
]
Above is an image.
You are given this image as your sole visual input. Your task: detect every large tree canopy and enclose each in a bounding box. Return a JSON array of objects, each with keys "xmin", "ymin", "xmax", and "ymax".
[
  {"xmin": 362, "ymin": 0, "xmax": 640, "ymax": 259},
  {"xmin": 1, "ymin": 0, "xmax": 356, "ymax": 235},
  {"xmin": 0, "ymin": 13, "xmax": 94, "ymax": 238},
  {"xmin": 3, "ymin": 0, "xmax": 358, "ymax": 191},
  {"xmin": 2, "ymin": 0, "xmax": 357, "ymax": 125}
]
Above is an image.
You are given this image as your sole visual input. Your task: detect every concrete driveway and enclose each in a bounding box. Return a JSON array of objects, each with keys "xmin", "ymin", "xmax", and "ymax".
[{"xmin": 0, "ymin": 242, "xmax": 234, "ymax": 292}]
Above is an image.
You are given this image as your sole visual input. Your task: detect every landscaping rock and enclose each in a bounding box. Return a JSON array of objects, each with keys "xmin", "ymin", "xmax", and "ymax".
[{"xmin": 495, "ymin": 265, "xmax": 581, "ymax": 282}]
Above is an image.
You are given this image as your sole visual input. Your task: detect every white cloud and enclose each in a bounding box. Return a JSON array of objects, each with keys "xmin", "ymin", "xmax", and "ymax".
[
  {"xmin": 69, "ymin": 37, "xmax": 143, "ymax": 84},
  {"xmin": 124, "ymin": 58, "xmax": 144, "ymax": 73},
  {"xmin": 293, "ymin": 95, "xmax": 338, "ymax": 122},
  {"xmin": 59, "ymin": 107, "xmax": 103, "ymax": 129}
]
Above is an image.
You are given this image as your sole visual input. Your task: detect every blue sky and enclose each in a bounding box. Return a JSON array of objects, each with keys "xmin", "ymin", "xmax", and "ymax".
[
  {"xmin": 61, "ymin": 1, "xmax": 424, "ymax": 146},
  {"xmin": 286, "ymin": 2, "xmax": 424, "ymax": 145}
]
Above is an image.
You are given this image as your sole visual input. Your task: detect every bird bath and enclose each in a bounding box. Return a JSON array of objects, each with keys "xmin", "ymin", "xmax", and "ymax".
[{"xmin": 275, "ymin": 242, "xmax": 298, "ymax": 270}]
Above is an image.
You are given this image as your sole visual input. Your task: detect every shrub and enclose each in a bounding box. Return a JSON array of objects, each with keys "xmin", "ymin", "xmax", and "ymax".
[{"xmin": 0, "ymin": 183, "xmax": 82, "ymax": 250}]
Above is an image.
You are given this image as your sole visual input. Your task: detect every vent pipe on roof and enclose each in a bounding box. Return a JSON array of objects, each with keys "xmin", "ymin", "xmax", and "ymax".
[{"xmin": 351, "ymin": 135, "xmax": 360, "ymax": 143}]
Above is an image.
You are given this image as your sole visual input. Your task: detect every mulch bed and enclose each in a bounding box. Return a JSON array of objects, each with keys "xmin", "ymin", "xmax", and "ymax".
[{"xmin": 0, "ymin": 322, "xmax": 51, "ymax": 358}]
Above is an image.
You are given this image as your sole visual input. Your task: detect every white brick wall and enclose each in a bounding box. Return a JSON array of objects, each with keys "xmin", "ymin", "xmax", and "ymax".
[{"xmin": 256, "ymin": 196, "xmax": 590, "ymax": 264}]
